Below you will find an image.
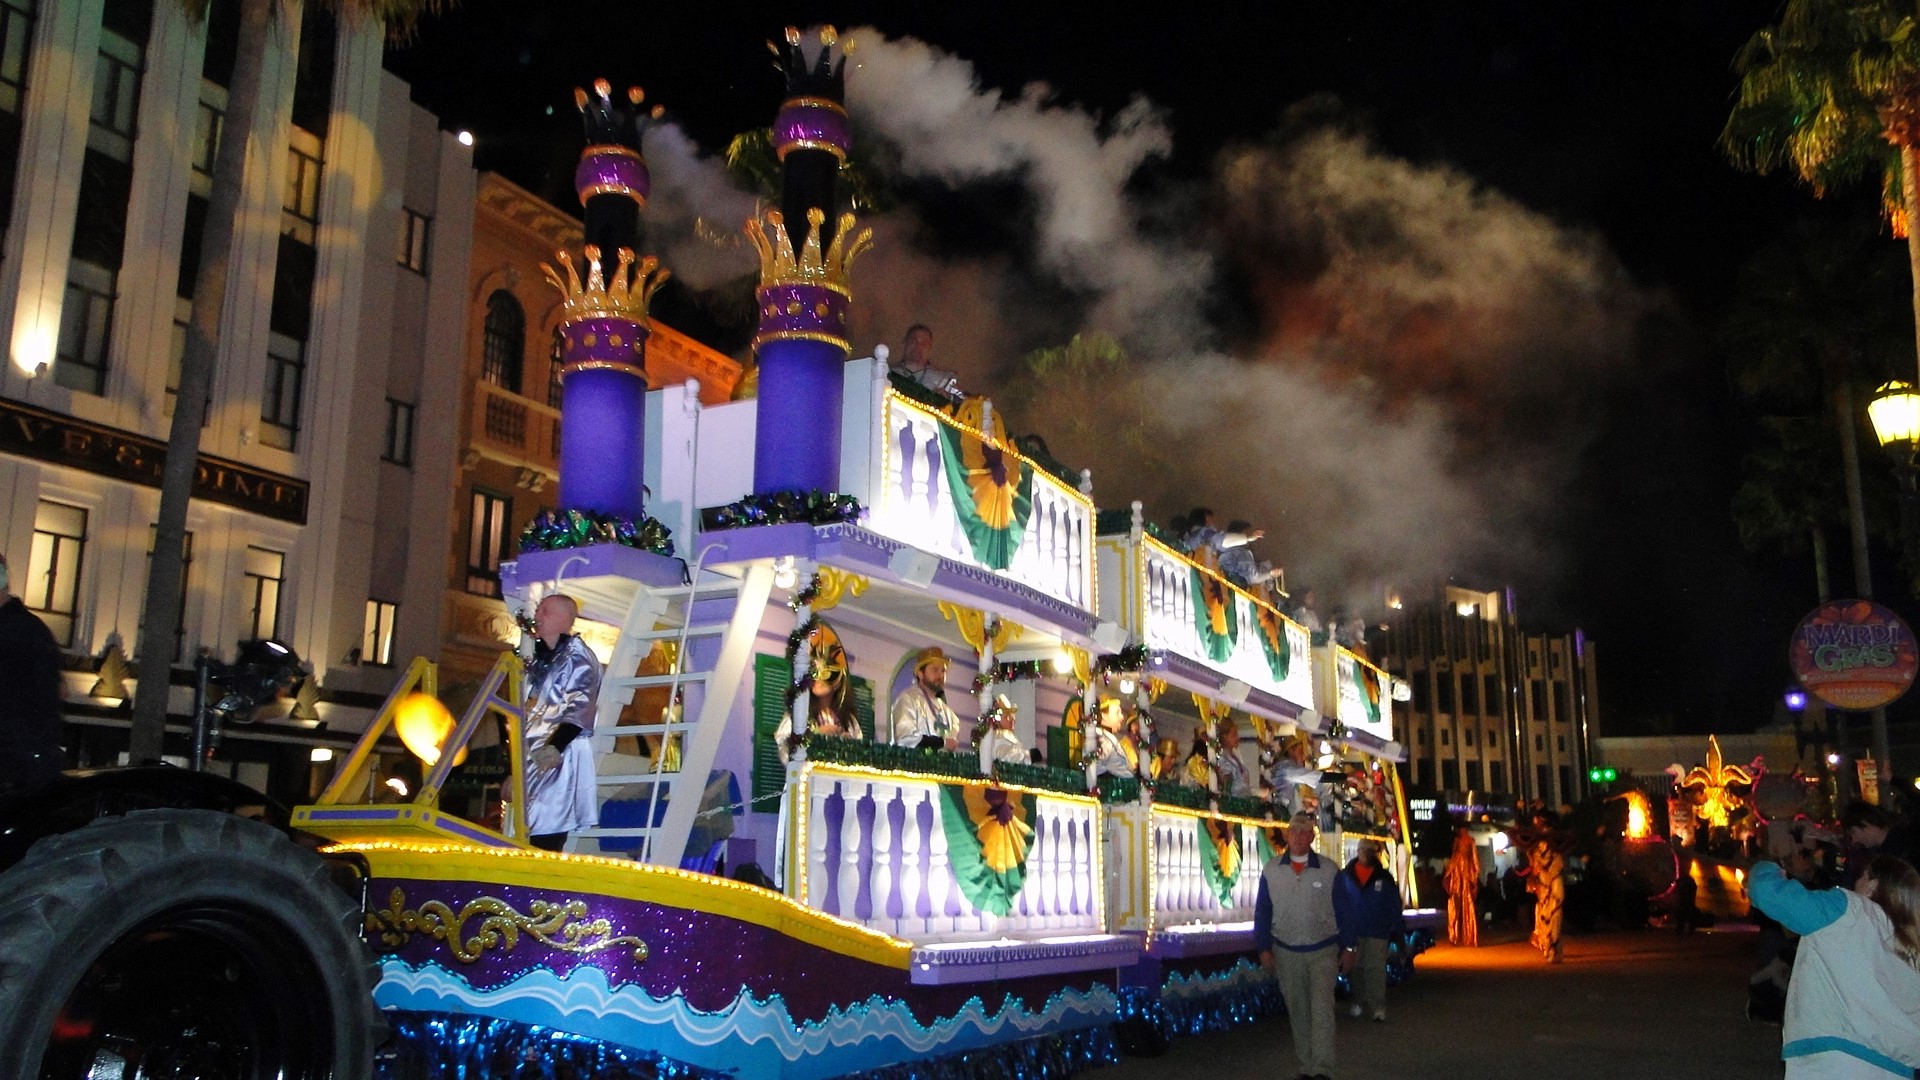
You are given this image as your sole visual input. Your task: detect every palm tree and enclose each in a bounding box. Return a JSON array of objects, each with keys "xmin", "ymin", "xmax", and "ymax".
[
  {"xmin": 1722, "ymin": 0, "xmax": 1920, "ymax": 387},
  {"xmin": 128, "ymin": 0, "xmax": 443, "ymax": 763}
]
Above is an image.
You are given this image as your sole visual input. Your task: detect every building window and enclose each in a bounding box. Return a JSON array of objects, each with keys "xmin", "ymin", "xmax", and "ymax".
[
  {"xmin": 243, "ymin": 546, "xmax": 284, "ymax": 640},
  {"xmin": 1552, "ymin": 682, "xmax": 1571, "ymax": 723},
  {"xmin": 143, "ymin": 526, "xmax": 192, "ymax": 662},
  {"xmin": 1461, "ymin": 674, "xmax": 1479, "ymax": 714},
  {"xmin": 1465, "ymin": 761, "xmax": 1482, "ymax": 791},
  {"xmin": 26, "ymin": 500, "xmax": 86, "ymax": 647},
  {"xmin": 383, "ymin": 398, "xmax": 415, "ymax": 466},
  {"xmin": 1535, "ymin": 734, "xmax": 1544, "ymax": 752},
  {"xmin": 1416, "ymin": 760, "xmax": 1434, "ymax": 790},
  {"xmin": 547, "ymin": 328, "xmax": 565, "ymax": 407},
  {"xmin": 482, "ymin": 290, "xmax": 524, "ymax": 392},
  {"xmin": 1411, "ymin": 672, "xmax": 1430, "ymax": 712},
  {"xmin": 1484, "ymin": 673, "xmax": 1501, "ymax": 716},
  {"xmin": 1537, "ymin": 764, "xmax": 1553, "ymax": 803},
  {"xmin": 1487, "ymin": 728, "xmax": 1499, "ymax": 748},
  {"xmin": 1440, "ymin": 759, "xmax": 1459, "ymax": 791},
  {"xmin": 191, "ymin": 93, "xmax": 222, "ymax": 180},
  {"xmin": 397, "ymin": 208, "xmax": 429, "ymax": 273},
  {"xmin": 261, "ymin": 331, "xmax": 304, "ymax": 450},
  {"xmin": 362, "ymin": 599, "xmax": 397, "ymax": 665},
  {"xmin": 88, "ymin": 30, "xmax": 142, "ymax": 161},
  {"xmin": 1439, "ymin": 727, "xmax": 1450, "ymax": 746},
  {"xmin": 1435, "ymin": 675, "xmax": 1454, "ymax": 714},
  {"xmin": 54, "ymin": 259, "xmax": 115, "ymax": 394},
  {"xmin": 1559, "ymin": 765, "xmax": 1573, "ymax": 801},
  {"xmin": 1557, "ymin": 735, "xmax": 1567, "ymax": 753},
  {"xmin": 466, "ymin": 489, "xmax": 510, "ymax": 596},
  {"xmin": 1531, "ymin": 682, "xmax": 1547, "ymax": 721},
  {"xmin": 0, "ymin": 0, "xmax": 33, "ymax": 115},
  {"xmin": 1463, "ymin": 727, "xmax": 1475, "ymax": 747},
  {"xmin": 282, "ymin": 131, "xmax": 322, "ymax": 243}
]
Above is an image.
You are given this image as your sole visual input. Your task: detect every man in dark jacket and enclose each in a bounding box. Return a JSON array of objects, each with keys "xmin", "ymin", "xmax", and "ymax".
[
  {"xmin": 0, "ymin": 552, "xmax": 63, "ymax": 792},
  {"xmin": 1333, "ymin": 839, "xmax": 1406, "ymax": 1022}
]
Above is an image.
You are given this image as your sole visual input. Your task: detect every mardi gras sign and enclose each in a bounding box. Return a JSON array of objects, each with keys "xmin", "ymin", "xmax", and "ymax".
[{"xmin": 1788, "ymin": 600, "xmax": 1918, "ymax": 711}]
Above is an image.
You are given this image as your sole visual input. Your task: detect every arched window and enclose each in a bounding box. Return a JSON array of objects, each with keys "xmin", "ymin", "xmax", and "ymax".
[
  {"xmin": 481, "ymin": 290, "xmax": 524, "ymax": 392},
  {"xmin": 547, "ymin": 328, "xmax": 566, "ymax": 408}
]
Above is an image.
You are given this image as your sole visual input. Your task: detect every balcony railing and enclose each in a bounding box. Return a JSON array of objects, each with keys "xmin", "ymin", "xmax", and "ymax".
[
  {"xmin": 787, "ymin": 763, "xmax": 1104, "ymax": 943},
  {"xmin": 1106, "ymin": 802, "xmax": 1267, "ymax": 932},
  {"xmin": 470, "ymin": 381, "xmax": 560, "ymax": 473},
  {"xmin": 1318, "ymin": 644, "xmax": 1394, "ymax": 742},
  {"xmin": 860, "ymin": 389, "xmax": 1095, "ymax": 612},
  {"xmin": 1100, "ymin": 528, "xmax": 1315, "ymax": 712}
]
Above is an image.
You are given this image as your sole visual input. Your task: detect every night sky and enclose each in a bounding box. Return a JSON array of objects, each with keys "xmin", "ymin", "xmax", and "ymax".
[{"xmin": 384, "ymin": 1, "xmax": 1913, "ymax": 746}]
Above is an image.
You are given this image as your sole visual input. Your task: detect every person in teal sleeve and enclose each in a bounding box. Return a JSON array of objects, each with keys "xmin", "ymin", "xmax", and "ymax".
[{"xmin": 1748, "ymin": 823, "xmax": 1920, "ymax": 1080}]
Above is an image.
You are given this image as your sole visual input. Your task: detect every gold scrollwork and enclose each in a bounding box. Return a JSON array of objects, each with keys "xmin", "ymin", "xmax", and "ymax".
[
  {"xmin": 367, "ymin": 887, "xmax": 650, "ymax": 964},
  {"xmin": 811, "ymin": 566, "xmax": 869, "ymax": 612}
]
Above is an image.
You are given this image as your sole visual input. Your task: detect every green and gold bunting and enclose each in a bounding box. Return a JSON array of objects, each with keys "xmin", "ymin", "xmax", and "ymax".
[
  {"xmin": 1189, "ymin": 547, "xmax": 1238, "ymax": 662},
  {"xmin": 936, "ymin": 400, "xmax": 1035, "ymax": 570},
  {"xmin": 1353, "ymin": 661, "xmax": 1383, "ymax": 727},
  {"xmin": 1199, "ymin": 816, "xmax": 1243, "ymax": 907},
  {"xmin": 938, "ymin": 783, "xmax": 1037, "ymax": 915},
  {"xmin": 1256, "ymin": 603, "xmax": 1290, "ymax": 681}
]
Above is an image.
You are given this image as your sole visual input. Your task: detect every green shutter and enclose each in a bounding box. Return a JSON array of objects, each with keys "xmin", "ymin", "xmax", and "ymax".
[
  {"xmin": 752, "ymin": 653, "xmax": 792, "ymax": 809},
  {"xmin": 850, "ymin": 675, "xmax": 876, "ymax": 743}
]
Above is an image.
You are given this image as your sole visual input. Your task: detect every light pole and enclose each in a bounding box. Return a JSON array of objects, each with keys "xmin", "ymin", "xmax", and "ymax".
[{"xmin": 1858, "ymin": 380, "xmax": 1915, "ymax": 790}]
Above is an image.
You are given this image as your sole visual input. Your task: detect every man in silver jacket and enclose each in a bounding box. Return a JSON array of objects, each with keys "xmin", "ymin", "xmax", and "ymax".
[{"xmin": 523, "ymin": 593, "xmax": 602, "ymax": 851}]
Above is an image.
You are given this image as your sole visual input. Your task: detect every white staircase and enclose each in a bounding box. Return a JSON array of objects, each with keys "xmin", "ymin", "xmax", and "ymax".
[{"xmin": 572, "ymin": 556, "xmax": 774, "ymax": 866}]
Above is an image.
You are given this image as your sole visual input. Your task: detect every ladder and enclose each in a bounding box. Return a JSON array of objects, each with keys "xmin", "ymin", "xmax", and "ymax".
[{"xmin": 572, "ymin": 552, "xmax": 774, "ymax": 866}]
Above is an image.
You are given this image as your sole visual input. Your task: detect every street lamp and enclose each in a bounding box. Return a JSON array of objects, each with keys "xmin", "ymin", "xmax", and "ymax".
[{"xmin": 1860, "ymin": 381, "xmax": 1916, "ymax": 791}]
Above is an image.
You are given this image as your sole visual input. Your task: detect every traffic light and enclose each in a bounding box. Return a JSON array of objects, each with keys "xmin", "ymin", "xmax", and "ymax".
[{"xmin": 1587, "ymin": 766, "xmax": 1617, "ymax": 784}]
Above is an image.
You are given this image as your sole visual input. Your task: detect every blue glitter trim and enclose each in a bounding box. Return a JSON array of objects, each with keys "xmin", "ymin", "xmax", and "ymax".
[
  {"xmin": 377, "ymin": 1013, "xmax": 723, "ymax": 1079},
  {"xmin": 841, "ymin": 1025, "xmax": 1120, "ymax": 1079}
]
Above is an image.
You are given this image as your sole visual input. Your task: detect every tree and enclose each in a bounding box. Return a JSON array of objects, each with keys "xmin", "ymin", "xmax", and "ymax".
[
  {"xmin": 128, "ymin": 0, "xmax": 443, "ymax": 763},
  {"xmin": 1722, "ymin": 0, "xmax": 1920, "ymax": 395}
]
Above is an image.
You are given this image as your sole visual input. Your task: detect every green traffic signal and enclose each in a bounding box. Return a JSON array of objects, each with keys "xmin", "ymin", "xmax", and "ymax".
[{"xmin": 1588, "ymin": 766, "xmax": 1617, "ymax": 783}]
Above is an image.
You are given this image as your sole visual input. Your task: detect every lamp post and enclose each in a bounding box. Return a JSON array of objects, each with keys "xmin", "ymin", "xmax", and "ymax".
[{"xmin": 1858, "ymin": 380, "xmax": 1915, "ymax": 791}]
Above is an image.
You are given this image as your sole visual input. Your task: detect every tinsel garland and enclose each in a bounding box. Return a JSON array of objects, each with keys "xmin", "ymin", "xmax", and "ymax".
[
  {"xmin": 1217, "ymin": 793, "xmax": 1272, "ymax": 820},
  {"xmin": 787, "ymin": 571, "xmax": 822, "ymax": 611},
  {"xmin": 701, "ymin": 490, "xmax": 862, "ymax": 531},
  {"xmin": 972, "ymin": 658, "xmax": 1055, "ymax": 693},
  {"xmin": 1096, "ymin": 774, "xmax": 1142, "ymax": 804},
  {"xmin": 846, "ymin": 1023, "xmax": 1119, "ymax": 1079},
  {"xmin": 803, "ymin": 732, "xmax": 983, "ymax": 780},
  {"xmin": 377, "ymin": 1013, "xmax": 723, "ymax": 1079},
  {"xmin": 1150, "ymin": 781, "xmax": 1211, "ymax": 811},
  {"xmin": 1155, "ymin": 966, "xmax": 1285, "ymax": 1036},
  {"xmin": 782, "ymin": 611, "xmax": 821, "ymax": 710},
  {"xmin": 519, "ymin": 507, "xmax": 675, "ymax": 558},
  {"xmin": 992, "ymin": 760, "xmax": 1095, "ymax": 798},
  {"xmin": 1093, "ymin": 645, "xmax": 1154, "ymax": 675}
]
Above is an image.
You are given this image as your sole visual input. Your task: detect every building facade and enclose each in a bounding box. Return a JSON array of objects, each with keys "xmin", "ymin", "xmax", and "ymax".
[
  {"xmin": 0, "ymin": 0, "xmax": 473, "ymax": 798},
  {"xmin": 439, "ymin": 172, "xmax": 743, "ymax": 690},
  {"xmin": 1375, "ymin": 582, "xmax": 1599, "ymax": 812}
]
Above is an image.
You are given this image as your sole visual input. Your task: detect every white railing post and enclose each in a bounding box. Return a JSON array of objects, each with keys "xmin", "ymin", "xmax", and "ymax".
[
  {"xmin": 807, "ymin": 774, "xmax": 833, "ymax": 910},
  {"xmin": 927, "ymin": 795, "xmax": 955, "ymax": 936},
  {"xmin": 870, "ymin": 781, "xmax": 896, "ymax": 935},
  {"xmin": 838, "ymin": 779, "xmax": 869, "ymax": 922},
  {"xmin": 899, "ymin": 784, "xmax": 927, "ymax": 937}
]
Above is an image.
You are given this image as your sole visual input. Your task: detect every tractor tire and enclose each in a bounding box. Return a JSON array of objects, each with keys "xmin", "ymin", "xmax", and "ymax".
[{"xmin": 0, "ymin": 808, "xmax": 383, "ymax": 1080}]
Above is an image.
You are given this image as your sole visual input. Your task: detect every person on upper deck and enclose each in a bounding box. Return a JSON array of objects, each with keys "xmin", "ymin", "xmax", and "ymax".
[
  {"xmin": 1179, "ymin": 507, "xmax": 1264, "ymax": 560},
  {"xmin": 1215, "ymin": 718, "xmax": 1253, "ymax": 798},
  {"xmin": 1218, "ymin": 519, "xmax": 1277, "ymax": 589},
  {"xmin": 888, "ymin": 324, "xmax": 961, "ymax": 399},
  {"xmin": 891, "ymin": 646, "xmax": 961, "ymax": 750},
  {"xmin": 976, "ymin": 693, "xmax": 1027, "ymax": 773}
]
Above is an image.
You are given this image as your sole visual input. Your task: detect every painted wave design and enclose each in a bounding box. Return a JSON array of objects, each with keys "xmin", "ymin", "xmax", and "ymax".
[{"xmin": 377, "ymin": 959, "xmax": 1119, "ymax": 1080}]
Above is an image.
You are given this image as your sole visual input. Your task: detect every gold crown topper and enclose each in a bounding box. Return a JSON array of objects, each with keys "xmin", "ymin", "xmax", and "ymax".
[
  {"xmin": 745, "ymin": 207, "xmax": 873, "ymax": 294},
  {"xmin": 542, "ymin": 245, "xmax": 670, "ymax": 323}
]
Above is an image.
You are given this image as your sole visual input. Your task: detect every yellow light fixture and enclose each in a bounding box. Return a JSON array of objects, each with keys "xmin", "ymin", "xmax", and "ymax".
[
  {"xmin": 1869, "ymin": 381, "xmax": 1920, "ymax": 449},
  {"xmin": 394, "ymin": 692, "xmax": 467, "ymax": 767}
]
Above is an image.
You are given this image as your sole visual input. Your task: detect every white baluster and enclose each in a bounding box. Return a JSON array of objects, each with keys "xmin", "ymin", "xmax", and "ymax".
[
  {"xmin": 838, "ymin": 779, "xmax": 869, "ymax": 922},
  {"xmin": 1033, "ymin": 801, "xmax": 1056, "ymax": 930},
  {"xmin": 1070, "ymin": 803, "xmax": 1090, "ymax": 927},
  {"xmin": 926, "ymin": 791, "xmax": 954, "ymax": 936},
  {"xmin": 870, "ymin": 781, "xmax": 896, "ymax": 935},
  {"xmin": 899, "ymin": 785, "xmax": 926, "ymax": 937},
  {"xmin": 807, "ymin": 775, "xmax": 833, "ymax": 910}
]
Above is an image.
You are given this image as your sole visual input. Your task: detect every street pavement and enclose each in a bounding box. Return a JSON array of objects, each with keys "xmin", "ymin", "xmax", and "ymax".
[{"xmin": 1086, "ymin": 924, "xmax": 1783, "ymax": 1080}]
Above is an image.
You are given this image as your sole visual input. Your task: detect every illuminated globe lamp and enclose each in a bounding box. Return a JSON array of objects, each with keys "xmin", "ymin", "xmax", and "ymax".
[
  {"xmin": 394, "ymin": 692, "xmax": 466, "ymax": 768},
  {"xmin": 1868, "ymin": 380, "xmax": 1920, "ymax": 458}
]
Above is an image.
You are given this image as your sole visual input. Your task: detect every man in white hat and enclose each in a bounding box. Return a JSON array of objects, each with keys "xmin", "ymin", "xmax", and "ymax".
[{"xmin": 891, "ymin": 646, "xmax": 961, "ymax": 749}]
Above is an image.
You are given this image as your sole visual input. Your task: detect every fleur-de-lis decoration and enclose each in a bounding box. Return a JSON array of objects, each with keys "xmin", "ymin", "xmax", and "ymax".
[{"xmin": 1679, "ymin": 735, "xmax": 1754, "ymax": 829}]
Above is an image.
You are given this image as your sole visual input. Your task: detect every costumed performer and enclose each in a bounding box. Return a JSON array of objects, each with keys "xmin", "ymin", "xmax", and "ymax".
[
  {"xmin": 523, "ymin": 593, "xmax": 602, "ymax": 851},
  {"xmin": 891, "ymin": 646, "xmax": 961, "ymax": 749},
  {"xmin": 976, "ymin": 693, "xmax": 1027, "ymax": 773},
  {"xmin": 1442, "ymin": 825, "xmax": 1480, "ymax": 948},
  {"xmin": 1214, "ymin": 718, "xmax": 1253, "ymax": 798},
  {"xmin": 775, "ymin": 625, "xmax": 859, "ymax": 764},
  {"xmin": 1269, "ymin": 735, "xmax": 1322, "ymax": 816},
  {"xmin": 1087, "ymin": 697, "xmax": 1139, "ymax": 780},
  {"xmin": 1524, "ymin": 817, "xmax": 1567, "ymax": 964}
]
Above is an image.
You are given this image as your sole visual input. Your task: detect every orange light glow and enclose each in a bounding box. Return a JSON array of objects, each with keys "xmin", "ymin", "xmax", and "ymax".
[{"xmin": 394, "ymin": 692, "xmax": 466, "ymax": 767}]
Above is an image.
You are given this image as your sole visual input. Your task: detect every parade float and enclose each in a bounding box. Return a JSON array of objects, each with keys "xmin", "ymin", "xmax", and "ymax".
[{"xmin": 0, "ymin": 30, "xmax": 1429, "ymax": 1080}]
